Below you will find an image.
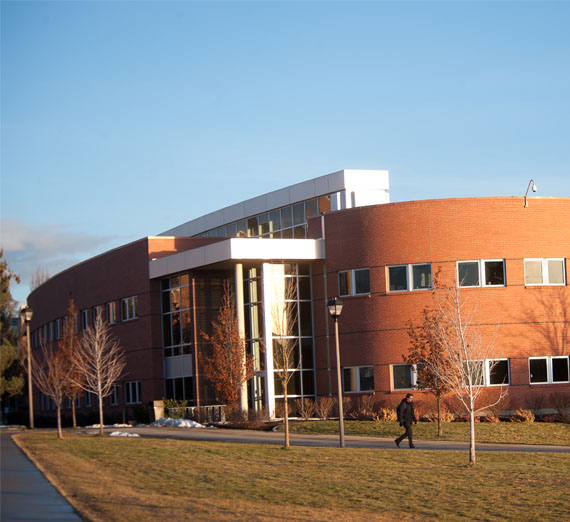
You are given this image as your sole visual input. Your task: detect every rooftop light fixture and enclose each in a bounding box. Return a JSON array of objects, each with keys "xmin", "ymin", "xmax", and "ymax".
[{"xmin": 524, "ymin": 179, "xmax": 537, "ymax": 207}]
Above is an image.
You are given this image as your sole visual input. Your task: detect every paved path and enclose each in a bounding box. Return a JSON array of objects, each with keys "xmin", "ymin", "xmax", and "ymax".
[
  {"xmin": 0, "ymin": 430, "xmax": 83, "ymax": 522},
  {"xmin": 95, "ymin": 424, "xmax": 570, "ymax": 453}
]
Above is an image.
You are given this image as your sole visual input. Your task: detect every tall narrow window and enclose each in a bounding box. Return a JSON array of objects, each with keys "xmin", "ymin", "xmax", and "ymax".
[
  {"xmin": 121, "ymin": 296, "xmax": 138, "ymax": 321},
  {"xmin": 106, "ymin": 301, "xmax": 117, "ymax": 324}
]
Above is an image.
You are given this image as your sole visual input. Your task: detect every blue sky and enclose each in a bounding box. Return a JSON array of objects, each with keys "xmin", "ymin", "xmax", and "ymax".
[{"xmin": 2, "ymin": 0, "xmax": 569, "ymax": 305}]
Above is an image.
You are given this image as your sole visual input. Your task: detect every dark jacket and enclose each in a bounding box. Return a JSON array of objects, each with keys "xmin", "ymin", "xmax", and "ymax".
[{"xmin": 397, "ymin": 399, "xmax": 417, "ymax": 425}]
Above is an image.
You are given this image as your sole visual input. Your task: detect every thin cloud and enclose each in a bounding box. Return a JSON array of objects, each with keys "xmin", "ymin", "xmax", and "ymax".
[{"xmin": 1, "ymin": 218, "xmax": 116, "ymax": 305}]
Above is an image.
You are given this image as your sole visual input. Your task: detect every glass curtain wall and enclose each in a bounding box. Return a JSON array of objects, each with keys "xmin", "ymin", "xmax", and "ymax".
[
  {"xmin": 161, "ymin": 274, "xmax": 194, "ymax": 401},
  {"xmin": 202, "ymin": 192, "xmax": 344, "ymax": 239},
  {"xmin": 264, "ymin": 263, "xmax": 315, "ymax": 417},
  {"xmin": 243, "ymin": 265, "xmax": 265, "ymax": 412}
]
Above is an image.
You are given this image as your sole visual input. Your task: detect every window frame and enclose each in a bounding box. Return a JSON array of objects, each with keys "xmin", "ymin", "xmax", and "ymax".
[
  {"xmin": 342, "ymin": 365, "xmax": 375, "ymax": 393},
  {"xmin": 528, "ymin": 356, "xmax": 569, "ymax": 385},
  {"xmin": 121, "ymin": 296, "xmax": 138, "ymax": 322},
  {"xmin": 486, "ymin": 358, "xmax": 510, "ymax": 387},
  {"xmin": 124, "ymin": 381, "xmax": 142, "ymax": 404},
  {"xmin": 338, "ymin": 268, "xmax": 370, "ymax": 297},
  {"xmin": 391, "ymin": 363, "xmax": 417, "ymax": 390},
  {"xmin": 457, "ymin": 259, "xmax": 506, "ymax": 288},
  {"xmin": 524, "ymin": 258, "xmax": 566, "ymax": 286},
  {"xmin": 110, "ymin": 384, "xmax": 119, "ymax": 406},
  {"xmin": 106, "ymin": 301, "xmax": 117, "ymax": 324},
  {"xmin": 81, "ymin": 309, "xmax": 90, "ymax": 331},
  {"xmin": 387, "ymin": 263, "xmax": 432, "ymax": 293}
]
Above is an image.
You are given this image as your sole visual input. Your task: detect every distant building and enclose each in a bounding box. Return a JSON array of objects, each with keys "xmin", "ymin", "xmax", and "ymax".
[{"xmin": 27, "ymin": 170, "xmax": 570, "ymax": 419}]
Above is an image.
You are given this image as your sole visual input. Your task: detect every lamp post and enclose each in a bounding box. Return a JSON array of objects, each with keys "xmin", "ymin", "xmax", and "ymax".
[
  {"xmin": 327, "ymin": 297, "xmax": 345, "ymax": 448},
  {"xmin": 21, "ymin": 306, "xmax": 34, "ymax": 429}
]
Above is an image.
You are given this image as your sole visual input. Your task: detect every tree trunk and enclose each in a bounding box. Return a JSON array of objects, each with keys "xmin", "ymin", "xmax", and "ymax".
[
  {"xmin": 98, "ymin": 393, "xmax": 104, "ymax": 436},
  {"xmin": 437, "ymin": 394, "xmax": 442, "ymax": 437},
  {"xmin": 72, "ymin": 399, "xmax": 77, "ymax": 428},
  {"xmin": 57, "ymin": 406, "xmax": 63, "ymax": 440},
  {"xmin": 284, "ymin": 387, "xmax": 290, "ymax": 448},
  {"xmin": 469, "ymin": 398, "xmax": 476, "ymax": 466}
]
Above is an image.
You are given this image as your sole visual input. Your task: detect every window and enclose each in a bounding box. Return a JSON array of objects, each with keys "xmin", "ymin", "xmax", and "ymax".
[
  {"xmin": 487, "ymin": 359, "xmax": 510, "ymax": 386},
  {"xmin": 54, "ymin": 319, "xmax": 61, "ymax": 340},
  {"xmin": 463, "ymin": 360, "xmax": 485, "ymax": 386},
  {"xmin": 457, "ymin": 260, "xmax": 505, "ymax": 287},
  {"xmin": 524, "ymin": 259, "xmax": 566, "ymax": 286},
  {"xmin": 530, "ymin": 356, "xmax": 569, "ymax": 384},
  {"xmin": 124, "ymin": 381, "xmax": 141, "ymax": 404},
  {"xmin": 110, "ymin": 385, "xmax": 119, "ymax": 405},
  {"xmin": 392, "ymin": 364, "xmax": 416, "ymax": 390},
  {"xmin": 343, "ymin": 366, "xmax": 374, "ymax": 393},
  {"xmin": 388, "ymin": 263, "xmax": 432, "ymax": 292},
  {"xmin": 106, "ymin": 301, "xmax": 117, "ymax": 324},
  {"xmin": 339, "ymin": 268, "xmax": 370, "ymax": 296},
  {"xmin": 121, "ymin": 296, "xmax": 138, "ymax": 321},
  {"xmin": 81, "ymin": 309, "xmax": 90, "ymax": 331},
  {"xmin": 84, "ymin": 391, "xmax": 92, "ymax": 408},
  {"xmin": 93, "ymin": 305, "xmax": 103, "ymax": 323}
]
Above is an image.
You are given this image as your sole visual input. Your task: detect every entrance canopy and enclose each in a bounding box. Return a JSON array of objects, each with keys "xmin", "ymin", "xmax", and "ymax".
[{"xmin": 149, "ymin": 237, "xmax": 325, "ymax": 278}]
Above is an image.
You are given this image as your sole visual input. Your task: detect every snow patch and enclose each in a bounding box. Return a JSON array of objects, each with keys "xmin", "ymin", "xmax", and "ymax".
[
  {"xmin": 151, "ymin": 417, "xmax": 205, "ymax": 429},
  {"xmin": 87, "ymin": 423, "xmax": 133, "ymax": 428},
  {"xmin": 109, "ymin": 431, "xmax": 140, "ymax": 437}
]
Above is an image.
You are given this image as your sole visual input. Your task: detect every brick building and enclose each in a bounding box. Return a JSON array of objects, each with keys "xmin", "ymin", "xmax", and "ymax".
[{"xmin": 27, "ymin": 170, "xmax": 570, "ymax": 419}]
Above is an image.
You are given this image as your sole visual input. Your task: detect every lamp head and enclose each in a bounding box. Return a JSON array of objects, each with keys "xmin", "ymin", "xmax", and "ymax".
[
  {"xmin": 532, "ymin": 182, "xmax": 537, "ymax": 192},
  {"xmin": 21, "ymin": 306, "xmax": 34, "ymax": 323},
  {"xmin": 327, "ymin": 297, "xmax": 344, "ymax": 319}
]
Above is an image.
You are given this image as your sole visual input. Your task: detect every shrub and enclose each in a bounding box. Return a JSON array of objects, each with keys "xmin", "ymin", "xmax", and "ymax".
[
  {"xmin": 556, "ymin": 409, "xmax": 570, "ymax": 424},
  {"xmin": 349, "ymin": 395, "xmax": 377, "ymax": 420},
  {"xmin": 163, "ymin": 398, "xmax": 188, "ymax": 419},
  {"xmin": 421, "ymin": 410, "xmax": 455, "ymax": 423},
  {"xmin": 341, "ymin": 396, "xmax": 353, "ymax": 418},
  {"xmin": 374, "ymin": 408, "xmax": 397, "ymax": 422},
  {"xmin": 550, "ymin": 392, "xmax": 570, "ymax": 411},
  {"xmin": 315, "ymin": 397, "xmax": 334, "ymax": 420},
  {"xmin": 480, "ymin": 414, "xmax": 500, "ymax": 423},
  {"xmin": 512, "ymin": 409, "xmax": 535, "ymax": 423},
  {"xmin": 295, "ymin": 398, "xmax": 316, "ymax": 420}
]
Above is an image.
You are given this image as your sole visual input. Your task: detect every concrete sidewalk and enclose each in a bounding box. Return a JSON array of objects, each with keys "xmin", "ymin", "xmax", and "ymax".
[
  {"xmin": 1, "ymin": 430, "xmax": 83, "ymax": 521},
  {"xmin": 95, "ymin": 424, "xmax": 570, "ymax": 453}
]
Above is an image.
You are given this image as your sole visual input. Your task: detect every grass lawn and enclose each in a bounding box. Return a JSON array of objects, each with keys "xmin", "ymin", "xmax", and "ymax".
[
  {"xmin": 14, "ymin": 431, "xmax": 570, "ymax": 522},
  {"xmin": 281, "ymin": 420, "xmax": 570, "ymax": 446}
]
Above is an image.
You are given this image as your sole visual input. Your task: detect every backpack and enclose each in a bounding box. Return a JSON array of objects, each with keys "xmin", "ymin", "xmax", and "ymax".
[{"xmin": 396, "ymin": 400, "xmax": 404, "ymax": 423}]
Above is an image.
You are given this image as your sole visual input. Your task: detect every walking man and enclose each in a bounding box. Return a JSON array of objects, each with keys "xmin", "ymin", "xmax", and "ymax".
[{"xmin": 395, "ymin": 393, "xmax": 417, "ymax": 448}]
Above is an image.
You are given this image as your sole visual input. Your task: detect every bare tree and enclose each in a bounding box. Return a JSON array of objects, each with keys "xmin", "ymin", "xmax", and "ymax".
[
  {"xmin": 33, "ymin": 342, "xmax": 70, "ymax": 439},
  {"xmin": 70, "ymin": 315, "xmax": 126, "ymax": 436},
  {"xmin": 420, "ymin": 280, "xmax": 508, "ymax": 465},
  {"xmin": 30, "ymin": 267, "xmax": 50, "ymax": 290},
  {"xmin": 59, "ymin": 300, "xmax": 84, "ymax": 428},
  {"xmin": 270, "ymin": 268, "xmax": 299, "ymax": 448},
  {"xmin": 407, "ymin": 307, "xmax": 452, "ymax": 436},
  {"xmin": 201, "ymin": 281, "xmax": 255, "ymax": 416}
]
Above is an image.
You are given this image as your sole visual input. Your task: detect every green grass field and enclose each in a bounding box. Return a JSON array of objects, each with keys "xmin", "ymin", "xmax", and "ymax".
[
  {"xmin": 14, "ymin": 431, "xmax": 570, "ymax": 522},
  {"xmin": 281, "ymin": 420, "xmax": 570, "ymax": 446}
]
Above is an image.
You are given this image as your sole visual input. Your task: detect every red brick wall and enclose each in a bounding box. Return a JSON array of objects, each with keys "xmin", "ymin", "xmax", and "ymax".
[{"xmin": 310, "ymin": 197, "xmax": 570, "ymax": 410}]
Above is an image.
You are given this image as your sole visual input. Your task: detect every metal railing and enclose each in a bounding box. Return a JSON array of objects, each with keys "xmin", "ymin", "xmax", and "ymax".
[{"xmin": 167, "ymin": 404, "xmax": 226, "ymax": 424}]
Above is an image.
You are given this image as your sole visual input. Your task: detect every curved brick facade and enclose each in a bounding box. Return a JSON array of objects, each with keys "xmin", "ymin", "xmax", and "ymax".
[
  {"xmin": 311, "ymin": 197, "xmax": 570, "ymax": 410},
  {"xmin": 26, "ymin": 196, "xmax": 570, "ymax": 419}
]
